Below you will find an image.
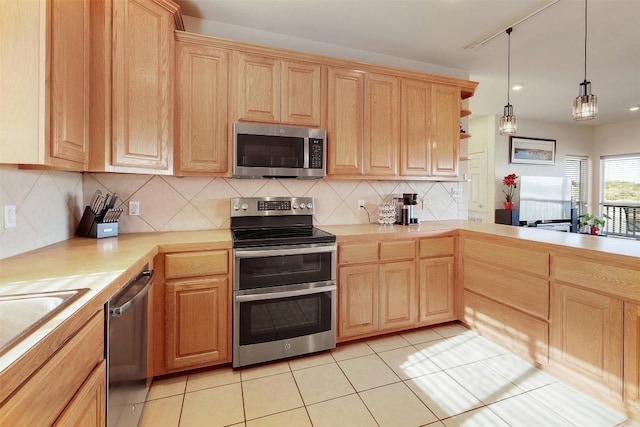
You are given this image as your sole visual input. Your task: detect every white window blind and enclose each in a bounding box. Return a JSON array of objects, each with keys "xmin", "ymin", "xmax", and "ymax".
[
  {"xmin": 601, "ymin": 154, "xmax": 640, "ymax": 203},
  {"xmin": 565, "ymin": 155, "xmax": 589, "ymax": 215}
]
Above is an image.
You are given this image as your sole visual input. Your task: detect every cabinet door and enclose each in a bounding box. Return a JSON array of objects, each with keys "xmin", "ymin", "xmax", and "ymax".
[
  {"xmin": 165, "ymin": 276, "xmax": 229, "ymax": 370},
  {"xmin": 234, "ymin": 52, "xmax": 280, "ymax": 123},
  {"xmin": 327, "ymin": 67, "xmax": 364, "ymax": 175},
  {"xmin": 379, "ymin": 261, "xmax": 416, "ymax": 331},
  {"xmin": 54, "ymin": 360, "xmax": 106, "ymax": 426},
  {"xmin": 625, "ymin": 302, "xmax": 640, "ymax": 413},
  {"xmin": 338, "ymin": 264, "xmax": 378, "ymax": 339},
  {"xmin": 364, "ymin": 73, "xmax": 399, "ymax": 176},
  {"xmin": 51, "ymin": 0, "xmax": 90, "ymax": 166},
  {"xmin": 430, "ymin": 84, "xmax": 459, "ymax": 176},
  {"xmin": 112, "ymin": 0, "xmax": 174, "ymax": 171},
  {"xmin": 281, "ymin": 60, "xmax": 321, "ymax": 126},
  {"xmin": 400, "ymin": 79, "xmax": 431, "ymax": 176},
  {"xmin": 419, "ymin": 256, "xmax": 455, "ymax": 325},
  {"xmin": 550, "ymin": 283, "xmax": 623, "ymax": 396},
  {"xmin": 175, "ymin": 41, "xmax": 228, "ymax": 174}
]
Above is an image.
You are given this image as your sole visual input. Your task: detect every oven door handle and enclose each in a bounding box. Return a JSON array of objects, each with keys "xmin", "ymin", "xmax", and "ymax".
[
  {"xmin": 235, "ymin": 284, "xmax": 336, "ymax": 302},
  {"xmin": 234, "ymin": 245, "xmax": 336, "ymax": 258}
]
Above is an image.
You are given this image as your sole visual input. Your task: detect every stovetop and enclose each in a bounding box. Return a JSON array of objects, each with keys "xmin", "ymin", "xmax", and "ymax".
[
  {"xmin": 231, "ymin": 226, "xmax": 335, "ymax": 248},
  {"xmin": 230, "ymin": 197, "xmax": 335, "ymax": 248}
]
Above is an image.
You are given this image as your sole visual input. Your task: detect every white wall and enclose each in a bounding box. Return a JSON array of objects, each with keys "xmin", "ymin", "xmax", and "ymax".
[
  {"xmin": 492, "ymin": 118, "xmax": 594, "ymax": 210},
  {"xmin": 182, "ymin": 16, "xmax": 470, "ymax": 81}
]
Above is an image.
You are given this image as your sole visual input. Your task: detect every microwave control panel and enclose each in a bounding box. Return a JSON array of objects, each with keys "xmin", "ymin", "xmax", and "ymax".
[{"xmin": 310, "ymin": 139, "xmax": 324, "ymax": 169}]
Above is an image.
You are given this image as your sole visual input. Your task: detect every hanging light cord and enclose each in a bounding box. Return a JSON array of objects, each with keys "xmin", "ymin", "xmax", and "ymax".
[
  {"xmin": 506, "ymin": 27, "xmax": 512, "ymax": 105},
  {"xmin": 583, "ymin": 0, "xmax": 588, "ymax": 82}
]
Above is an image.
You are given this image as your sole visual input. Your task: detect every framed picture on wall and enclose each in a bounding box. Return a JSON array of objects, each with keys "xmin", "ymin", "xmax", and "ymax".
[{"xmin": 509, "ymin": 136, "xmax": 556, "ymax": 165}]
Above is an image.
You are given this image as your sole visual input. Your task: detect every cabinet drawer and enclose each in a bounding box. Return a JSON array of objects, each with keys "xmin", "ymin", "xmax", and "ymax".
[
  {"xmin": 551, "ymin": 255, "xmax": 640, "ymax": 301},
  {"xmin": 380, "ymin": 240, "xmax": 415, "ymax": 261},
  {"xmin": 166, "ymin": 250, "xmax": 228, "ymax": 279},
  {"xmin": 0, "ymin": 312, "xmax": 104, "ymax": 426},
  {"xmin": 420, "ymin": 237, "xmax": 455, "ymax": 258},
  {"xmin": 339, "ymin": 242, "xmax": 378, "ymax": 264},
  {"xmin": 463, "ymin": 290, "xmax": 548, "ymax": 365},
  {"xmin": 464, "ymin": 259, "xmax": 549, "ymax": 319},
  {"xmin": 463, "ymin": 238, "xmax": 549, "ymax": 276}
]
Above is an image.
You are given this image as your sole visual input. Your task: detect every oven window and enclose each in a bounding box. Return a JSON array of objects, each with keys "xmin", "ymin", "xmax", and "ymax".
[
  {"xmin": 237, "ymin": 252, "xmax": 332, "ymax": 290},
  {"xmin": 236, "ymin": 134, "xmax": 304, "ymax": 168},
  {"xmin": 238, "ymin": 291, "xmax": 332, "ymax": 346}
]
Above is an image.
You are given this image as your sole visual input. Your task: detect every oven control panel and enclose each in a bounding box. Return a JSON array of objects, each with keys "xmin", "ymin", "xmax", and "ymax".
[{"xmin": 231, "ymin": 197, "xmax": 314, "ymax": 216}]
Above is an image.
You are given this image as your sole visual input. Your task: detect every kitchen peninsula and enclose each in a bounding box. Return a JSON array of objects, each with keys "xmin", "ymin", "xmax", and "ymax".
[{"xmin": 1, "ymin": 222, "xmax": 639, "ymax": 423}]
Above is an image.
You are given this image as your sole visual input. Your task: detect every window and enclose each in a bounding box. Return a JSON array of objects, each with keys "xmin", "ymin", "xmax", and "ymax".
[
  {"xmin": 565, "ymin": 155, "xmax": 589, "ymax": 216},
  {"xmin": 600, "ymin": 154, "xmax": 640, "ymax": 238},
  {"xmin": 601, "ymin": 154, "xmax": 640, "ymax": 203}
]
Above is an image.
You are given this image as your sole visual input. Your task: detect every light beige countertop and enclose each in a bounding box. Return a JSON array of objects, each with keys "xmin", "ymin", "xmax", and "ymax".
[
  {"xmin": 1, "ymin": 222, "xmax": 638, "ymax": 394},
  {"xmin": 320, "ymin": 221, "xmax": 640, "ymax": 264},
  {"xmin": 0, "ymin": 230, "xmax": 231, "ymax": 378}
]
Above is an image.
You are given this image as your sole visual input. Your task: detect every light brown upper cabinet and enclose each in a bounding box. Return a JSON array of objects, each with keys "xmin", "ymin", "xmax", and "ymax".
[
  {"xmin": 326, "ymin": 67, "xmax": 365, "ymax": 176},
  {"xmin": 175, "ymin": 34, "xmax": 229, "ymax": 175},
  {"xmin": 90, "ymin": 0, "xmax": 183, "ymax": 174},
  {"xmin": 232, "ymin": 52, "xmax": 321, "ymax": 126},
  {"xmin": 430, "ymin": 84, "xmax": 461, "ymax": 177},
  {"xmin": 400, "ymin": 79, "xmax": 431, "ymax": 176},
  {"xmin": 0, "ymin": 0, "xmax": 90, "ymax": 170},
  {"xmin": 364, "ymin": 73, "xmax": 400, "ymax": 176}
]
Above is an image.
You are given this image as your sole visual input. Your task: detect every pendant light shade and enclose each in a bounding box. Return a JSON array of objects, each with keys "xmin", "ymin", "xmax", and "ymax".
[
  {"xmin": 573, "ymin": 0, "xmax": 597, "ymax": 120},
  {"xmin": 499, "ymin": 28, "xmax": 517, "ymax": 135}
]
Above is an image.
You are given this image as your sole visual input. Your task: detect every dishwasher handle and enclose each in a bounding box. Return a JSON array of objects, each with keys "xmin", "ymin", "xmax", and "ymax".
[{"xmin": 110, "ymin": 270, "xmax": 153, "ymax": 317}]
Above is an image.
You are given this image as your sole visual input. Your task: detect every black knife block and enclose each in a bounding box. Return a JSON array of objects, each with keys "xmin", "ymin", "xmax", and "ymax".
[{"xmin": 76, "ymin": 206, "xmax": 119, "ymax": 238}]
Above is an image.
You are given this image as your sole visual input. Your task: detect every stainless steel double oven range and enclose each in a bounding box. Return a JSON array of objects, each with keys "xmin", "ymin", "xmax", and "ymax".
[{"xmin": 230, "ymin": 197, "xmax": 337, "ymax": 368}]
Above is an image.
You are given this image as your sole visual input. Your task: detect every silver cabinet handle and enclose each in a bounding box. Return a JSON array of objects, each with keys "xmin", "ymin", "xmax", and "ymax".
[
  {"xmin": 235, "ymin": 284, "xmax": 336, "ymax": 302},
  {"xmin": 234, "ymin": 244, "xmax": 336, "ymax": 258}
]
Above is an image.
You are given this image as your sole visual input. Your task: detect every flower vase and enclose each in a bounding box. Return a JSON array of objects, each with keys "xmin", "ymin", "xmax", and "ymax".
[
  {"xmin": 590, "ymin": 226, "xmax": 599, "ymax": 235},
  {"xmin": 504, "ymin": 201, "xmax": 513, "ymax": 210}
]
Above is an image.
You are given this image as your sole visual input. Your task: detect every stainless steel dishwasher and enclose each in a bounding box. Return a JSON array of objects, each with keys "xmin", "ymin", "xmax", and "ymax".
[{"xmin": 107, "ymin": 265, "xmax": 153, "ymax": 427}]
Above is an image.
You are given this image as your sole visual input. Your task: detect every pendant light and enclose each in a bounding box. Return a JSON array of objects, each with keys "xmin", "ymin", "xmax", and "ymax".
[
  {"xmin": 572, "ymin": 0, "xmax": 597, "ymax": 120},
  {"xmin": 499, "ymin": 28, "xmax": 517, "ymax": 135}
]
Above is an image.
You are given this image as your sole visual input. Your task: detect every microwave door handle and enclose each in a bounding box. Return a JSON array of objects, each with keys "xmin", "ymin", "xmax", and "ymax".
[
  {"xmin": 235, "ymin": 284, "xmax": 337, "ymax": 302},
  {"xmin": 234, "ymin": 245, "xmax": 336, "ymax": 258},
  {"xmin": 303, "ymin": 137, "xmax": 309, "ymax": 169}
]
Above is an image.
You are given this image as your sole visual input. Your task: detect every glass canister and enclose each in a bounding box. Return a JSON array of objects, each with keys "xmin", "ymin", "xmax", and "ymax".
[{"xmin": 377, "ymin": 202, "xmax": 396, "ymax": 225}]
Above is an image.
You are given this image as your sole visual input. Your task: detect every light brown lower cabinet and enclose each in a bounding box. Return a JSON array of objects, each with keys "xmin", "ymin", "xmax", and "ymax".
[
  {"xmin": 165, "ymin": 276, "xmax": 229, "ymax": 370},
  {"xmin": 163, "ymin": 250, "xmax": 231, "ymax": 372},
  {"xmin": 338, "ymin": 264, "xmax": 379, "ymax": 338},
  {"xmin": 418, "ymin": 256, "xmax": 455, "ymax": 325},
  {"xmin": 0, "ymin": 311, "xmax": 105, "ymax": 426},
  {"xmin": 54, "ymin": 360, "xmax": 107, "ymax": 426},
  {"xmin": 337, "ymin": 240, "xmax": 416, "ymax": 341},
  {"xmin": 625, "ymin": 302, "xmax": 640, "ymax": 415},
  {"xmin": 550, "ymin": 282, "xmax": 624, "ymax": 399},
  {"xmin": 379, "ymin": 261, "xmax": 416, "ymax": 330}
]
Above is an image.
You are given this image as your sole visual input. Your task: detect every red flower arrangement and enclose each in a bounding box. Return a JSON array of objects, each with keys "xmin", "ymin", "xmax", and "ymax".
[{"xmin": 502, "ymin": 173, "xmax": 518, "ymax": 202}]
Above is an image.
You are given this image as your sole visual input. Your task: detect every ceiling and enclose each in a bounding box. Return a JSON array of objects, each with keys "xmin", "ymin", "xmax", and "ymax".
[{"xmin": 174, "ymin": 0, "xmax": 640, "ymax": 126}]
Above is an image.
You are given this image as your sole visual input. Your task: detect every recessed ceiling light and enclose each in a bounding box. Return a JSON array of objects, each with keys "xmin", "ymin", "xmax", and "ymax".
[
  {"xmin": 511, "ymin": 83, "xmax": 525, "ymax": 91},
  {"xmin": 629, "ymin": 105, "xmax": 640, "ymax": 112}
]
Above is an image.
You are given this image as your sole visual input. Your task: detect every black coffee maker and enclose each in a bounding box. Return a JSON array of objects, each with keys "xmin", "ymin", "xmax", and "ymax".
[{"xmin": 399, "ymin": 193, "xmax": 418, "ymax": 225}]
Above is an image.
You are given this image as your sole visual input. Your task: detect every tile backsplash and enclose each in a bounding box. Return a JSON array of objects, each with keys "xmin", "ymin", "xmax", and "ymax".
[
  {"xmin": 0, "ymin": 165, "xmax": 83, "ymax": 259},
  {"xmin": 0, "ymin": 165, "xmax": 464, "ymax": 259},
  {"xmin": 83, "ymin": 174, "xmax": 465, "ymax": 233}
]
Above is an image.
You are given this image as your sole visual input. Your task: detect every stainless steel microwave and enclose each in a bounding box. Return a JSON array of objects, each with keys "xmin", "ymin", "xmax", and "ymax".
[{"xmin": 233, "ymin": 123, "xmax": 327, "ymax": 179}]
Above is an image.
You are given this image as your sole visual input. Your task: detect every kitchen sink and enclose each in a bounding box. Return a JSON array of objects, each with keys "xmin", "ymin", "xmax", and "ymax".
[{"xmin": 0, "ymin": 289, "xmax": 89, "ymax": 354}]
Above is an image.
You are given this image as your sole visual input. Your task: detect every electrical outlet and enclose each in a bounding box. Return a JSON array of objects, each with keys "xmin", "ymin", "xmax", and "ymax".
[
  {"xmin": 129, "ymin": 201, "xmax": 140, "ymax": 216},
  {"xmin": 358, "ymin": 199, "xmax": 365, "ymax": 209},
  {"xmin": 4, "ymin": 205, "xmax": 16, "ymax": 228}
]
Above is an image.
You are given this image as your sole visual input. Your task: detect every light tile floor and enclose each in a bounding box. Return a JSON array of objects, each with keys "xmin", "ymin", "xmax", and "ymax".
[{"xmin": 141, "ymin": 323, "xmax": 639, "ymax": 427}]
